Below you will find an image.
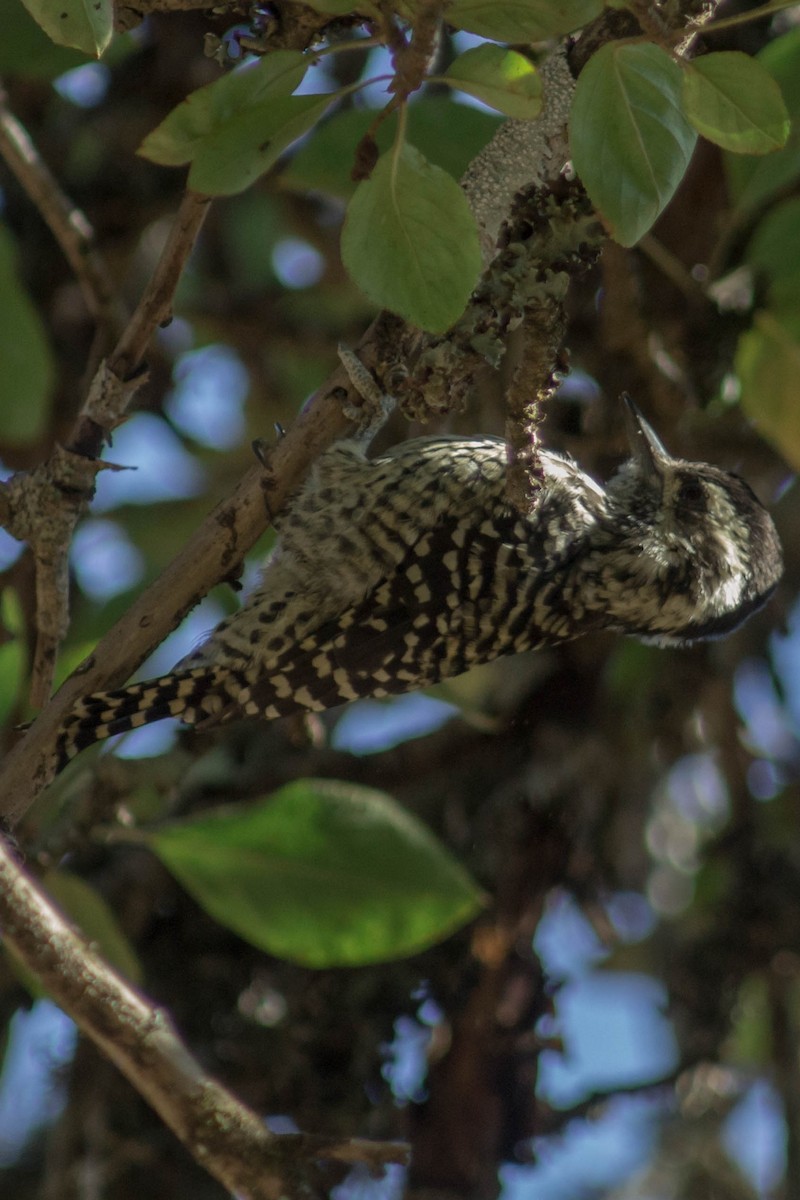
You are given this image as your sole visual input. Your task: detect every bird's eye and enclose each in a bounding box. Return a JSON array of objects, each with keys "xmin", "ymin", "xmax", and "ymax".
[{"xmin": 675, "ymin": 476, "xmax": 706, "ymax": 510}]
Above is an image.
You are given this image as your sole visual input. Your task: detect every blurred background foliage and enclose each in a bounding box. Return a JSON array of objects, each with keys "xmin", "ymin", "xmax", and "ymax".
[{"xmin": 2, "ymin": 2, "xmax": 800, "ymax": 1198}]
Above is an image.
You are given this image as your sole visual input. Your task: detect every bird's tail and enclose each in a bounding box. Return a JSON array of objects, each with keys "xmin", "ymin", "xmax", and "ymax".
[{"xmin": 55, "ymin": 665, "xmax": 245, "ymax": 773}]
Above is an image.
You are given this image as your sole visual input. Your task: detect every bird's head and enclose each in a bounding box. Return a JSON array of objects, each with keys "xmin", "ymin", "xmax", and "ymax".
[{"xmin": 594, "ymin": 397, "xmax": 783, "ymax": 645}]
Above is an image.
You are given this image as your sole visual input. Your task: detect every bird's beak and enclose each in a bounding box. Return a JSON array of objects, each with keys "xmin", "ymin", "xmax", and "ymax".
[{"xmin": 622, "ymin": 394, "xmax": 671, "ymax": 481}]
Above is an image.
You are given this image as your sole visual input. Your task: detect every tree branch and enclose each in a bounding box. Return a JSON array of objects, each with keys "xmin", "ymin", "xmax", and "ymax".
[
  {"xmin": 0, "ymin": 310, "xmax": 406, "ymax": 823},
  {"xmin": 0, "ymin": 80, "xmax": 123, "ymax": 347},
  {"xmin": 0, "ymin": 836, "xmax": 409, "ymax": 1197},
  {"xmin": 0, "ymin": 191, "xmax": 210, "ymax": 709},
  {"xmin": 0, "ymin": 44, "xmax": 584, "ymax": 821}
]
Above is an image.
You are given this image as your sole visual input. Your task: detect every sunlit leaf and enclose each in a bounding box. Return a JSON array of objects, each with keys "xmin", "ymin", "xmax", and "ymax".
[
  {"xmin": 1, "ymin": 1, "xmax": 98, "ymax": 76},
  {"xmin": 736, "ymin": 310, "xmax": 800, "ymax": 469},
  {"xmin": 21, "ymin": 0, "xmax": 113, "ymax": 57},
  {"xmin": 726, "ymin": 28, "xmax": 800, "ymax": 215},
  {"xmin": 682, "ymin": 51, "xmax": 789, "ymax": 154},
  {"xmin": 570, "ymin": 42, "xmax": 697, "ymax": 247},
  {"xmin": 341, "ymin": 142, "xmax": 481, "ymax": 332},
  {"xmin": 441, "ymin": 44, "xmax": 542, "ymax": 119},
  {"xmin": 146, "ymin": 779, "xmax": 484, "ymax": 967},
  {"xmin": 745, "ymin": 197, "xmax": 800, "ymax": 310}
]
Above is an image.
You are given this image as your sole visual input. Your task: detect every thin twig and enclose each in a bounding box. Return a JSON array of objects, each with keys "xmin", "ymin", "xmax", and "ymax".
[
  {"xmin": 638, "ymin": 233, "xmax": 708, "ymax": 303},
  {"xmin": 0, "ymin": 838, "xmax": 409, "ymax": 1198},
  {"xmin": 0, "ymin": 81, "xmax": 127, "ymax": 701},
  {"xmin": 107, "ymin": 191, "xmax": 209, "ymax": 387},
  {"xmin": 0, "ymin": 92, "xmax": 209, "ymax": 706},
  {"xmin": 1, "ymin": 192, "xmax": 211, "ymax": 708},
  {"xmin": 0, "ymin": 80, "xmax": 122, "ymax": 347}
]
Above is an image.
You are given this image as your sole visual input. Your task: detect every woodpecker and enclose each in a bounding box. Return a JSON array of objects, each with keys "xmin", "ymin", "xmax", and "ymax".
[{"xmin": 56, "ymin": 397, "xmax": 782, "ymax": 771}]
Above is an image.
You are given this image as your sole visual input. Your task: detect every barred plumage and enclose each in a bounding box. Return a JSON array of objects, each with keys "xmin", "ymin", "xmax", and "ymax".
[{"xmin": 56, "ymin": 399, "xmax": 783, "ymax": 771}]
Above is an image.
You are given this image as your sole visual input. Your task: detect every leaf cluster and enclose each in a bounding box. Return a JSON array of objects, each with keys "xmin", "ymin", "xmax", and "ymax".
[{"xmin": 11, "ymin": 0, "xmax": 795, "ymax": 347}]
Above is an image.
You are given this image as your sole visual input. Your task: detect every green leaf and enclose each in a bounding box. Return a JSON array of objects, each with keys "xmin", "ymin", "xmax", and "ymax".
[
  {"xmin": 0, "ymin": 585, "xmax": 25, "ymax": 728},
  {"xmin": 221, "ymin": 192, "xmax": 283, "ymax": 289},
  {"xmin": 745, "ymin": 197, "xmax": 800, "ymax": 311},
  {"xmin": 282, "ymin": 99, "xmax": 499, "ymax": 200},
  {"xmin": 20, "ymin": 0, "xmax": 113, "ymax": 57},
  {"xmin": 726, "ymin": 29, "xmax": 800, "ymax": 216},
  {"xmin": 725, "ymin": 972, "xmax": 772, "ymax": 1067},
  {"xmin": 736, "ymin": 310, "xmax": 800, "ymax": 469},
  {"xmin": 1, "ymin": 2, "xmax": 97, "ymax": 77},
  {"xmin": 0, "ymin": 222, "xmax": 54, "ymax": 445},
  {"xmin": 51, "ymin": 640, "xmax": 99, "ymax": 691},
  {"xmin": 570, "ymin": 42, "xmax": 697, "ymax": 247},
  {"xmin": 1, "ymin": 588, "xmax": 24, "ymax": 637},
  {"xmin": 682, "ymin": 52, "xmax": 789, "ymax": 154},
  {"xmin": 5, "ymin": 870, "xmax": 143, "ymax": 997},
  {"xmin": 189, "ymin": 93, "xmax": 336, "ymax": 195},
  {"xmin": 446, "ymin": 0, "xmax": 602, "ymax": 40},
  {"xmin": 602, "ymin": 640, "xmax": 661, "ymax": 704},
  {"xmin": 139, "ymin": 50, "xmax": 308, "ymax": 167},
  {"xmin": 441, "ymin": 44, "xmax": 542, "ymax": 119},
  {"xmin": 47, "ymin": 871, "xmax": 143, "ymax": 983},
  {"xmin": 341, "ymin": 142, "xmax": 482, "ymax": 333},
  {"xmin": 146, "ymin": 779, "xmax": 484, "ymax": 967},
  {"xmin": 0, "ymin": 640, "xmax": 24, "ymax": 728}
]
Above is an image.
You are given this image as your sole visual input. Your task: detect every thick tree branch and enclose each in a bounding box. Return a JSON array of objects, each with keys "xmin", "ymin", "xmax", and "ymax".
[
  {"xmin": 0, "ymin": 837, "xmax": 409, "ymax": 1197},
  {"xmin": 461, "ymin": 52, "xmax": 575, "ymax": 256}
]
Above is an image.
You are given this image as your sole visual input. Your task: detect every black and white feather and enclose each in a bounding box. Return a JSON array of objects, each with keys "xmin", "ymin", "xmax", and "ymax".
[{"xmin": 56, "ymin": 399, "xmax": 783, "ymax": 771}]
